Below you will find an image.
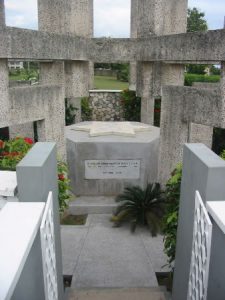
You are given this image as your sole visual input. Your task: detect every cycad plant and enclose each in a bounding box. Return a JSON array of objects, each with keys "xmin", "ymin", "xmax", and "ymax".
[{"xmin": 111, "ymin": 183, "xmax": 164, "ymax": 236}]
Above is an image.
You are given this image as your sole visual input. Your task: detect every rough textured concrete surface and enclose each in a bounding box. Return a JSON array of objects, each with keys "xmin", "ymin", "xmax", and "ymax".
[
  {"xmin": 0, "ymin": 85, "xmax": 65, "ymax": 157},
  {"xmin": 9, "ymin": 122, "xmax": 35, "ymax": 140},
  {"xmin": 1, "ymin": 28, "xmax": 225, "ymax": 62},
  {"xmin": 1, "ymin": 26, "xmax": 225, "ymax": 63},
  {"xmin": 0, "ymin": 0, "xmax": 5, "ymax": 27},
  {"xmin": 129, "ymin": 0, "xmax": 138, "ymax": 90},
  {"xmin": 0, "ymin": 59, "xmax": 9, "ymax": 126},
  {"xmin": 38, "ymin": 0, "xmax": 93, "ymax": 126},
  {"xmin": 66, "ymin": 122, "xmax": 160, "ymax": 196},
  {"xmin": 136, "ymin": 0, "xmax": 186, "ymax": 124},
  {"xmin": 158, "ymin": 85, "xmax": 223, "ymax": 183}
]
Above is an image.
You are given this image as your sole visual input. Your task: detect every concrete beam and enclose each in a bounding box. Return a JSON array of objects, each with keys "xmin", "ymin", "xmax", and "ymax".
[
  {"xmin": 0, "ymin": 27, "xmax": 88, "ymax": 60},
  {"xmin": 1, "ymin": 27, "xmax": 225, "ymax": 62}
]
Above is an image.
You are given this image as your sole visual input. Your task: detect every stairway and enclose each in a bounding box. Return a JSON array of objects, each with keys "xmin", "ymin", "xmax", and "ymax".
[
  {"xmin": 67, "ymin": 287, "xmax": 171, "ymax": 300},
  {"xmin": 68, "ymin": 196, "xmax": 117, "ymax": 215}
]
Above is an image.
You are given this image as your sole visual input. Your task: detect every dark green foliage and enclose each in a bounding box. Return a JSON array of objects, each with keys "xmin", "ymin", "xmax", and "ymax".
[
  {"xmin": 120, "ymin": 89, "xmax": 141, "ymax": 121},
  {"xmin": 187, "ymin": 7, "xmax": 208, "ymax": 32},
  {"xmin": 81, "ymin": 97, "xmax": 92, "ymax": 121},
  {"xmin": 212, "ymin": 128, "xmax": 225, "ymax": 156},
  {"xmin": 65, "ymin": 98, "xmax": 78, "ymax": 126},
  {"xmin": 186, "ymin": 64, "xmax": 207, "ymax": 75},
  {"xmin": 210, "ymin": 65, "xmax": 221, "ymax": 76},
  {"xmin": 184, "ymin": 74, "xmax": 220, "ymax": 86},
  {"xmin": 163, "ymin": 164, "xmax": 182, "ymax": 269},
  {"xmin": 186, "ymin": 8, "xmax": 208, "ymax": 76},
  {"xmin": 111, "ymin": 183, "xmax": 164, "ymax": 236},
  {"xmin": 117, "ymin": 64, "xmax": 129, "ymax": 82},
  {"xmin": 57, "ymin": 161, "xmax": 72, "ymax": 213},
  {"xmin": 154, "ymin": 98, "xmax": 161, "ymax": 128}
]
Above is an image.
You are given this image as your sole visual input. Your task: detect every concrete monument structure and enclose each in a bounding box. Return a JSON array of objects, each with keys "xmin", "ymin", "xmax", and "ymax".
[
  {"xmin": 66, "ymin": 122, "xmax": 159, "ymax": 195},
  {"xmin": 0, "ymin": 0, "xmax": 224, "ymax": 182}
]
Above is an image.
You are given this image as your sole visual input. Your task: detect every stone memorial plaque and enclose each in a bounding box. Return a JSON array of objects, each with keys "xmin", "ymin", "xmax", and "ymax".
[{"xmin": 85, "ymin": 160, "xmax": 140, "ymax": 179}]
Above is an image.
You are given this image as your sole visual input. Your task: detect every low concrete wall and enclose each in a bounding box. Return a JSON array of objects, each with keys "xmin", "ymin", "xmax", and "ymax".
[
  {"xmin": 192, "ymin": 82, "xmax": 220, "ymax": 89},
  {"xmin": 89, "ymin": 90, "xmax": 124, "ymax": 121}
]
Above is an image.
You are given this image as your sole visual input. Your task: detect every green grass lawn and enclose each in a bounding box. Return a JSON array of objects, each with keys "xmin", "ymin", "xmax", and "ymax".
[
  {"xmin": 94, "ymin": 75, "xmax": 128, "ymax": 90},
  {"xmin": 9, "ymin": 73, "xmax": 28, "ymax": 81},
  {"xmin": 9, "ymin": 73, "xmax": 128, "ymax": 90}
]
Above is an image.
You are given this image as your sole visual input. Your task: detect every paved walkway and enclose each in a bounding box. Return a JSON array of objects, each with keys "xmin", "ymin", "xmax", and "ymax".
[{"xmin": 61, "ymin": 214, "xmax": 169, "ymax": 288}]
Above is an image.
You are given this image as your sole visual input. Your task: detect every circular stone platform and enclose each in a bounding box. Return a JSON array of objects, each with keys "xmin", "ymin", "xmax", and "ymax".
[{"xmin": 66, "ymin": 122, "xmax": 160, "ymax": 196}]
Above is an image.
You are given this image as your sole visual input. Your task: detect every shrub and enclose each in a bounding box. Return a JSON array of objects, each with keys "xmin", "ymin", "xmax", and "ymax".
[
  {"xmin": 81, "ymin": 97, "xmax": 92, "ymax": 121},
  {"xmin": 65, "ymin": 98, "xmax": 78, "ymax": 125},
  {"xmin": 184, "ymin": 73, "xmax": 220, "ymax": 86},
  {"xmin": 111, "ymin": 183, "xmax": 164, "ymax": 236},
  {"xmin": 57, "ymin": 161, "xmax": 71, "ymax": 213},
  {"xmin": 117, "ymin": 64, "xmax": 129, "ymax": 82},
  {"xmin": 0, "ymin": 137, "xmax": 33, "ymax": 170},
  {"xmin": 0, "ymin": 137, "xmax": 71, "ymax": 213},
  {"xmin": 163, "ymin": 164, "xmax": 182, "ymax": 269},
  {"xmin": 120, "ymin": 89, "xmax": 141, "ymax": 122}
]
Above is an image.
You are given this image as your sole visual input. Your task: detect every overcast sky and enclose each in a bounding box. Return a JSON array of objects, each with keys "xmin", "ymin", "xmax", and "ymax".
[{"xmin": 4, "ymin": 0, "xmax": 225, "ymax": 37}]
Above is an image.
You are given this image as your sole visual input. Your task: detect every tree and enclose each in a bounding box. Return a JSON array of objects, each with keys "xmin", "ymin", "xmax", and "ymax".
[
  {"xmin": 186, "ymin": 8, "xmax": 208, "ymax": 75},
  {"xmin": 187, "ymin": 7, "xmax": 208, "ymax": 32}
]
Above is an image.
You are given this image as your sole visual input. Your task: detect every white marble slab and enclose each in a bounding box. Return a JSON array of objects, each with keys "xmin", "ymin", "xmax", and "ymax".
[
  {"xmin": 0, "ymin": 202, "xmax": 45, "ymax": 300},
  {"xmin": 0, "ymin": 171, "xmax": 17, "ymax": 197},
  {"xmin": 72, "ymin": 121, "xmax": 152, "ymax": 137},
  {"xmin": 207, "ymin": 201, "xmax": 225, "ymax": 234},
  {"xmin": 85, "ymin": 160, "xmax": 140, "ymax": 179}
]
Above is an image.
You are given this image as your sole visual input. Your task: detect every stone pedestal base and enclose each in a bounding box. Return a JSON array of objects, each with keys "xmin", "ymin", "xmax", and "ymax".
[{"xmin": 66, "ymin": 122, "xmax": 160, "ymax": 196}]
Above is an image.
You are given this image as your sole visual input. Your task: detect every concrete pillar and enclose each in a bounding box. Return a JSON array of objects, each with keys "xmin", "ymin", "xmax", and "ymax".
[
  {"xmin": 38, "ymin": 0, "xmax": 93, "ymax": 124},
  {"xmin": 129, "ymin": 0, "xmax": 138, "ymax": 90},
  {"xmin": 0, "ymin": 1, "xmax": 9, "ymax": 129},
  {"xmin": 17, "ymin": 143, "xmax": 64, "ymax": 300},
  {"xmin": 140, "ymin": 62, "xmax": 154, "ymax": 124},
  {"xmin": 37, "ymin": 61, "xmax": 66, "ymax": 158},
  {"xmin": 0, "ymin": 59, "xmax": 9, "ymax": 128},
  {"xmin": 220, "ymin": 61, "xmax": 225, "ymax": 124},
  {"xmin": 172, "ymin": 144, "xmax": 225, "ymax": 300},
  {"xmin": 158, "ymin": 86, "xmax": 189, "ymax": 184},
  {"xmin": 137, "ymin": 0, "xmax": 187, "ymax": 125},
  {"xmin": 0, "ymin": 0, "xmax": 5, "ymax": 27}
]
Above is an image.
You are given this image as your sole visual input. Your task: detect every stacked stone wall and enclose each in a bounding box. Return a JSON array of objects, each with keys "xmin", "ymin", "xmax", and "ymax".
[{"xmin": 89, "ymin": 90, "xmax": 124, "ymax": 121}]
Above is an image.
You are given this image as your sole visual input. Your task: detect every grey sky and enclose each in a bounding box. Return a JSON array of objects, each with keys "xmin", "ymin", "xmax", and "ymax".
[{"xmin": 4, "ymin": 0, "xmax": 225, "ymax": 37}]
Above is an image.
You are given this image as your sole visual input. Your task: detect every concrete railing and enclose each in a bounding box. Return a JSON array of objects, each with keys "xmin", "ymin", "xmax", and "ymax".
[
  {"xmin": 173, "ymin": 143, "xmax": 225, "ymax": 300},
  {"xmin": 0, "ymin": 202, "xmax": 45, "ymax": 300},
  {"xmin": 0, "ymin": 142, "xmax": 64, "ymax": 300}
]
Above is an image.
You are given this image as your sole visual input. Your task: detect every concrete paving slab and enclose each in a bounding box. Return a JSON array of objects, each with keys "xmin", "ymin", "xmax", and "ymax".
[
  {"xmin": 140, "ymin": 232, "xmax": 170, "ymax": 273},
  {"xmin": 61, "ymin": 226, "xmax": 89, "ymax": 275},
  {"xmin": 70, "ymin": 215, "xmax": 158, "ymax": 288},
  {"xmin": 61, "ymin": 214, "xmax": 168, "ymax": 289},
  {"xmin": 68, "ymin": 287, "xmax": 166, "ymax": 300}
]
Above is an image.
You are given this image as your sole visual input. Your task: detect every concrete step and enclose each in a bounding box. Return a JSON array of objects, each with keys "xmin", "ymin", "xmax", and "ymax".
[
  {"xmin": 67, "ymin": 287, "xmax": 167, "ymax": 300},
  {"xmin": 68, "ymin": 196, "xmax": 117, "ymax": 215}
]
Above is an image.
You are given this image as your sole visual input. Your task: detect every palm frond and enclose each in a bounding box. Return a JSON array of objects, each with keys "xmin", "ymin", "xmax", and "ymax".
[{"xmin": 112, "ymin": 183, "xmax": 164, "ymax": 234}]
